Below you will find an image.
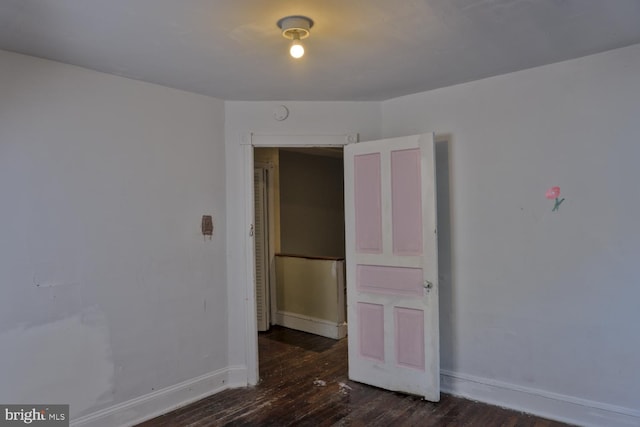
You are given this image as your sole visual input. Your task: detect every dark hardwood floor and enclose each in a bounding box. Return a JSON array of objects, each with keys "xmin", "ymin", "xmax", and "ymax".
[{"xmin": 138, "ymin": 326, "xmax": 571, "ymax": 426}]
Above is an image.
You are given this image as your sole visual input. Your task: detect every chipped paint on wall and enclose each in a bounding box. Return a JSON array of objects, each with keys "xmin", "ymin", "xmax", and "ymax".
[{"xmin": 0, "ymin": 307, "xmax": 114, "ymax": 418}]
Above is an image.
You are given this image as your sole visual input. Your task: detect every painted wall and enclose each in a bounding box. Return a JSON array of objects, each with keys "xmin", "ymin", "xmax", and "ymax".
[
  {"xmin": 0, "ymin": 51, "xmax": 228, "ymax": 423},
  {"xmin": 224, "ymin": 101, "xmax": 381, "ymax": 374},
  {"xmin": 275, "ymin": 255, "xmax": 346, "ymax": 339},
  {"xmin": 382, "ymin": 44, "xmax": 640, "ymax": 422},
  {"xmin": 279, "ymin": 150, "xmax": 345, "ymax": 258}
]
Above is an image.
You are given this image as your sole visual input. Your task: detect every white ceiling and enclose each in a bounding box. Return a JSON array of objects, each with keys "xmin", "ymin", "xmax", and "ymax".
[{"xmin": 1, "ymin": 0, "xmax": 639, "ymax": 101}]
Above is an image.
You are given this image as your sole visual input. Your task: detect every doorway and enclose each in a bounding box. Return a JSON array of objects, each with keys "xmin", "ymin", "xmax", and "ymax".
[
  {"xmin": 241, "ymin": 132, "xmax": 356, "ymax": 386},
  {"xmin": 242, "ymin": 132, "xmax": 440, "ymax": 400},
  {"xmin": 253, "ymin": 146, "xmax": 346, "ymax": 339}
]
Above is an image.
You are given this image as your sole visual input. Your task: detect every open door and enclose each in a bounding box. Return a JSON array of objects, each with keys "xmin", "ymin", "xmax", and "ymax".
[{"xmin": 344, "ymin": 133, "xmax": 439, "ymax": 401}]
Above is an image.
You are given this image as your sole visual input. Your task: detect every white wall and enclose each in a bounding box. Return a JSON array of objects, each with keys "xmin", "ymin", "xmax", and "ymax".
[
  {"xmin": 0, "ymin": 51, "xmax": 228, "ymax": 425},
  {"xmin": 224, "ymin": 101, "xmax": 381, "ymax": 375},
  {"xmin": 382, "ymin": 44, "xmax": 640, "ymax": 425}
]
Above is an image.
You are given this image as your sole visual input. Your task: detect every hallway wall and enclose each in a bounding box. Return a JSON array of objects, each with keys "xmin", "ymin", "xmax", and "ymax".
[{"xmin": 279, "ymin": 150, "xmax": 345, "ymax": 258}]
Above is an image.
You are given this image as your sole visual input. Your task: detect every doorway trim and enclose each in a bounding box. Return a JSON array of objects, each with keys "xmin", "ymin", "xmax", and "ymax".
[{"xmin": 239, "ymin": 132, "xmax": 358, "ymax": 385}]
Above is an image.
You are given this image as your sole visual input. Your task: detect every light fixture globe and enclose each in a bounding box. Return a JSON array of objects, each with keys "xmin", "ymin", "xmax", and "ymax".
[
  {"xmin": 277, "ymin": 15, "xmax": 313, "ymax": 59},
  {"xmin": 290, "ymin": 39, "xmax": 304, "ymax": 59}
]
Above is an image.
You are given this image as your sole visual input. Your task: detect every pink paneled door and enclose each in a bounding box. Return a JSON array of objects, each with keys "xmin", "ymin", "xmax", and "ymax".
[{"xmin": 345, "ymin": 133, "xmax": 439, "ymax": 401}]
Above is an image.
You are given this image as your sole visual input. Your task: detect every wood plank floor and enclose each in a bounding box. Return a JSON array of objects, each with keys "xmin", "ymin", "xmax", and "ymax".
[{"xmin": 139, "ymin": 326, "xmax": 572, "ymax": 426}]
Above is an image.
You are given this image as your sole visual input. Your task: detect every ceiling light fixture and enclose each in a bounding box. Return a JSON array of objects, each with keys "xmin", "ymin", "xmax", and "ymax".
[{"xmin": 277, "ymin": 15, "xmax": 313, "ymax": 59}]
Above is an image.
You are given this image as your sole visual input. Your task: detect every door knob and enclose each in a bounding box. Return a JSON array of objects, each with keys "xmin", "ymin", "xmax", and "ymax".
[{"xmin": 424, "ymin": 280, "xmax": 433, "ymax": 290}]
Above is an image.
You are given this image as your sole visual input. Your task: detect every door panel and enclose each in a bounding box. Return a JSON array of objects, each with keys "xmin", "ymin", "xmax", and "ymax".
[
  {"xmin": 354, "ymin": 153, "xmax": 383, "ymax": 254},
  {"xmin": 395, "ymin": 307, "xmax": 425, "ymax": 370},
  {"xmin": 391, "ymin": 148, "xmax": 423, "ymax": 255},
  {"xmin": 357, "ymin": 302, "xmax": 385, "ymax": 362},
  {"xmin": 345, "ymin": 133, "xmax": 439, "ymax": 401},
  {"xmin": 357, "ymin": 265, "xmax": 423, "ymax": 297}
]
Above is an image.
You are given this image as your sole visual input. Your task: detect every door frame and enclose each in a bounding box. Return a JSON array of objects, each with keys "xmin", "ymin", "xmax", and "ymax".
[{"xmin": 239, "ymin": 132, "xmax": 358, "ymax": 385}]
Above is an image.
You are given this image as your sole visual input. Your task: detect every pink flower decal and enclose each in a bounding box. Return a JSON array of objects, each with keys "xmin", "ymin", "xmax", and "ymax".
[
  {"xmin": 545, "ymin": 186, "xmax": 560, "ymax": 199},
  {"xmin": 546, "ymin": 186, "xmax": 565, "ymax": 211}
]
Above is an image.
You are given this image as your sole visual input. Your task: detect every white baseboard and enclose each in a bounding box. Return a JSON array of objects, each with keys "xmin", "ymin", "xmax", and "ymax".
[
  {"xmin": 275, "ymin": 311, "xmax": 347, "ymax": 340},
  {"xmin": 441, "ymin": 369, "xmax": 640, "ymax": 427},
  {"xmin": 71, "ymin": 366, "xmax": 248, "ymax": 427}
]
